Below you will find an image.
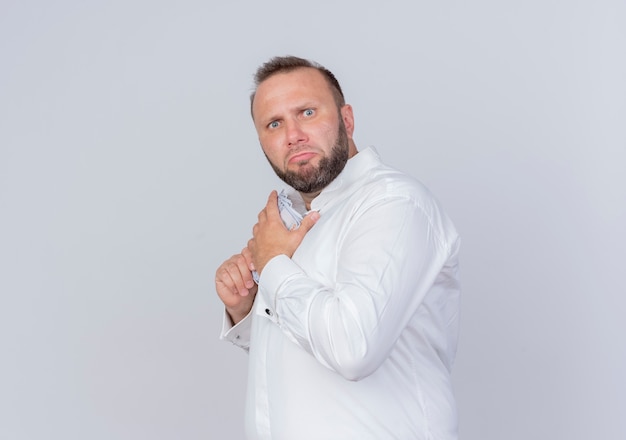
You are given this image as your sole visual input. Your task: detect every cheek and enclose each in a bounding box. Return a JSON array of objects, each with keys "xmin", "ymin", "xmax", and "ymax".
[
  {"xmin": 317, "ymin": 122, "xmax": 338, "ymax": 146},
  {"xmin": 260, "ymin": 139, "xmax": 284, "ymax": 163}
]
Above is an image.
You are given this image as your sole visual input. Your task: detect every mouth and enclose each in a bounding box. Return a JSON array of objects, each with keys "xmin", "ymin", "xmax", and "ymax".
[{"xmin": 288, "ymin": 151, "xmax": 317, "ymax": 164}]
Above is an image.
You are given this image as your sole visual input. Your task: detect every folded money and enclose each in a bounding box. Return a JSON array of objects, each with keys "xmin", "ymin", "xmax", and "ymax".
[{"xmin": 277, "ymin": 189, "xmax": 304, "ymax": 230}]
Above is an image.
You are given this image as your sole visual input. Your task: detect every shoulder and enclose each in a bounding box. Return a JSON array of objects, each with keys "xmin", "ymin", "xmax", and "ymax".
[
  {"xmin": 356, "ymin": 160, "xmax": 435, "ymax": 209},
  {"xmin": 350, "ymin": 161, "xmax": 459, "ymax": 248}
]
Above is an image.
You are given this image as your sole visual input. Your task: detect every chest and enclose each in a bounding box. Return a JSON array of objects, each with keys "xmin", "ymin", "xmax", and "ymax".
[{"xmin": 290, "ymin": 201, "xmax": 357, "ymax": 287}]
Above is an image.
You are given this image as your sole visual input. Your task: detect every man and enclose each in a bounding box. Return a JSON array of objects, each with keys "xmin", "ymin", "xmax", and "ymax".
[{"xmin": 215, "ymin": 56, "xmax": 461, "ymax": 439}]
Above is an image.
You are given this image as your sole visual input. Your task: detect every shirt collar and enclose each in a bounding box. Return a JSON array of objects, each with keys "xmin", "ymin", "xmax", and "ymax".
[{"xmin": 310, "ymin": 146, "xmax": 381, "ymax": 211}]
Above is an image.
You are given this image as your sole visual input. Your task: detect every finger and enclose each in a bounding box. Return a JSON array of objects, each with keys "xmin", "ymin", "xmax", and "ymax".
[
  {"xmin": 233, "ymin": 254, "xmax": 255, "ymax": 289},
  {"xmin": 224, "ymin": 258, "xmax": 252, "ymax": 296},
  {"xmin": 296, "ymin": 210, "xmax": 320, "ymax": 235},
  {"xmin": 247, "ymin": 238, "xmax": 258, "ymax": 270},
  {"xmin": 264, "ymin": 190, "xmax": 282, "ymax": 222},
  {"xmin": 215, "ymin": 266, "xmax": 238, "ymax": 297},
  {"xmin": 242, "ymin": 247, "xmax": 255, "ymax": 272},
  {"xmin": 266, "ymin": 190, "xmax": 278, "ymax": 204}
]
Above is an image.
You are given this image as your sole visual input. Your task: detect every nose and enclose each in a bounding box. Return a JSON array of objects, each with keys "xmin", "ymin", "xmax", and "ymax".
[{"xmin": 285, "ymin": 119, "xmax": 307, "ymax": 147}]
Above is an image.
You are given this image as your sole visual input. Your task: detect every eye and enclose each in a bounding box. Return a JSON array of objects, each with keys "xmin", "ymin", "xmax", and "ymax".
[
  {"xmin": 268, "ymin": 121, "xmax": 280, "ymax": 129},
  {"xmin": 303, "ymin": 108, "xmax": 315, "ymax": 117}
]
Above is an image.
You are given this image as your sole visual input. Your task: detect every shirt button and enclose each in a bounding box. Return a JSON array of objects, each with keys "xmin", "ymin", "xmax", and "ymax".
[{"xmin": 265, "ymin": 308, "xmax": 273, "ymax": 316}]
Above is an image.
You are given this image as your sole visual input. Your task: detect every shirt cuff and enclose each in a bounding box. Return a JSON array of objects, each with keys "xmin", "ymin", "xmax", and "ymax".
[
  {"xmin": 220, "ymin": 309, "xmax": 252, "ymax": 351},
  {"xmin": 256, "ymin": 254, "xmax": 305, "ymax": 324}
]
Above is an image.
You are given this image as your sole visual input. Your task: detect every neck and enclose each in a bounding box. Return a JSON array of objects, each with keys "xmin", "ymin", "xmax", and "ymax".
[{"xmin": 300, "ymin": 191, "xmax": 322, "ymax": 210}]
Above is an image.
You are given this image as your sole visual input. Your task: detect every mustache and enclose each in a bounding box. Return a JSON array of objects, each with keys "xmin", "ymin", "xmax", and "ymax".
[{"xmin": 289, "ymin": 145, "xmax": 315, "ymax": 154}]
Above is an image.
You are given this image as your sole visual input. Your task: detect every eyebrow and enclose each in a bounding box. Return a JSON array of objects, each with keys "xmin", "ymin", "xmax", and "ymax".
[{"xmin": 298, "ymin": 101, "xmax": 317, "ymax": 110}]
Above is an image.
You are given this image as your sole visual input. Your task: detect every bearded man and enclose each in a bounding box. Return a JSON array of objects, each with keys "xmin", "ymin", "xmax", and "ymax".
[{"xmin": 215, "ymin": 56, "xmax": 461, "ymax": 440}]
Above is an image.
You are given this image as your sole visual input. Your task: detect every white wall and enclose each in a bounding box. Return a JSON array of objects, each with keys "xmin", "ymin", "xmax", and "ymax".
[{"xmin": 1, "ymin": 1, "xmax": 624, "ymax": 439}]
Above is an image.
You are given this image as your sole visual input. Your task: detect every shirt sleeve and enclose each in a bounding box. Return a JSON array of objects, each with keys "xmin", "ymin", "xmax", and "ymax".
[
  {"xmin": 219, "ymin": 309, "xmax": 252, "ymax": 352},
  {"xmin": 255, "ymin": 194, "xmax": 457, "ymax": 381}
]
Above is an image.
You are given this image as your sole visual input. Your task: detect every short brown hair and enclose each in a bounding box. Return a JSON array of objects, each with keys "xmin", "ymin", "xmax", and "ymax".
[{"xmin": 250, "ymin": 56, "xmax": 345, "ymax": 115}]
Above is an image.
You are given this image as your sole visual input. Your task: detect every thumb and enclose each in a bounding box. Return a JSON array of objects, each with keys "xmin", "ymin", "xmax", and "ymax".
[{"xmin": 296, "ymin": 210, "xmax": 320, "ymax": 235}]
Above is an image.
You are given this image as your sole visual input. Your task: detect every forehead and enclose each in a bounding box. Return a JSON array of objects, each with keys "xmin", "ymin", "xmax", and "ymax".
[{"xmin": 252, "ymin": 68, "xmax": 334, "ymax": 117}]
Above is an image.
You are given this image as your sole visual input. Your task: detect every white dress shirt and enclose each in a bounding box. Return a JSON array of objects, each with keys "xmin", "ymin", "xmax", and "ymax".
[{"xmin": 221, "ymin": 147, "xmax": 461, "ymax": 440}]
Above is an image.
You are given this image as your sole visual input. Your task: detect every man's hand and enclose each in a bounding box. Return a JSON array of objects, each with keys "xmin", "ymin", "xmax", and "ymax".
[
  {"xmin": 248, "ymin": 191, "xmax": 320, "ymax": 275},
  {"xmin": 215, "ymin": 247, "xmax": 257, "ymax": 325}
]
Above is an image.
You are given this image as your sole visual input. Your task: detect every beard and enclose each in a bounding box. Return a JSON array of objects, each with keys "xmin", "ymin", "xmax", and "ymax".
[{"xmin": 265, "ymin": 118, "xmax": 350, "ymax": 194}]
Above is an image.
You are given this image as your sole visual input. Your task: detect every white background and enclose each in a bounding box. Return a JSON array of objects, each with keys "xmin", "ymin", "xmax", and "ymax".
[{"xmin": 1, "ymin": 1, "xmax": 624, "ymax": 439}]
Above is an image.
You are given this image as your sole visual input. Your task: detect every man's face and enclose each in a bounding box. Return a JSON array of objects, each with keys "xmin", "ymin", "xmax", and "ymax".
[{"xmin": 252, "ymin": 68, "xmax": 354, "ymax": 194}]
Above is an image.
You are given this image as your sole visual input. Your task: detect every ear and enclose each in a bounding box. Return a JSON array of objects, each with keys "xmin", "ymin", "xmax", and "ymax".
[{"xmin": 340, "ymin": 104, "xmax": 355, "ymax": 139}]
